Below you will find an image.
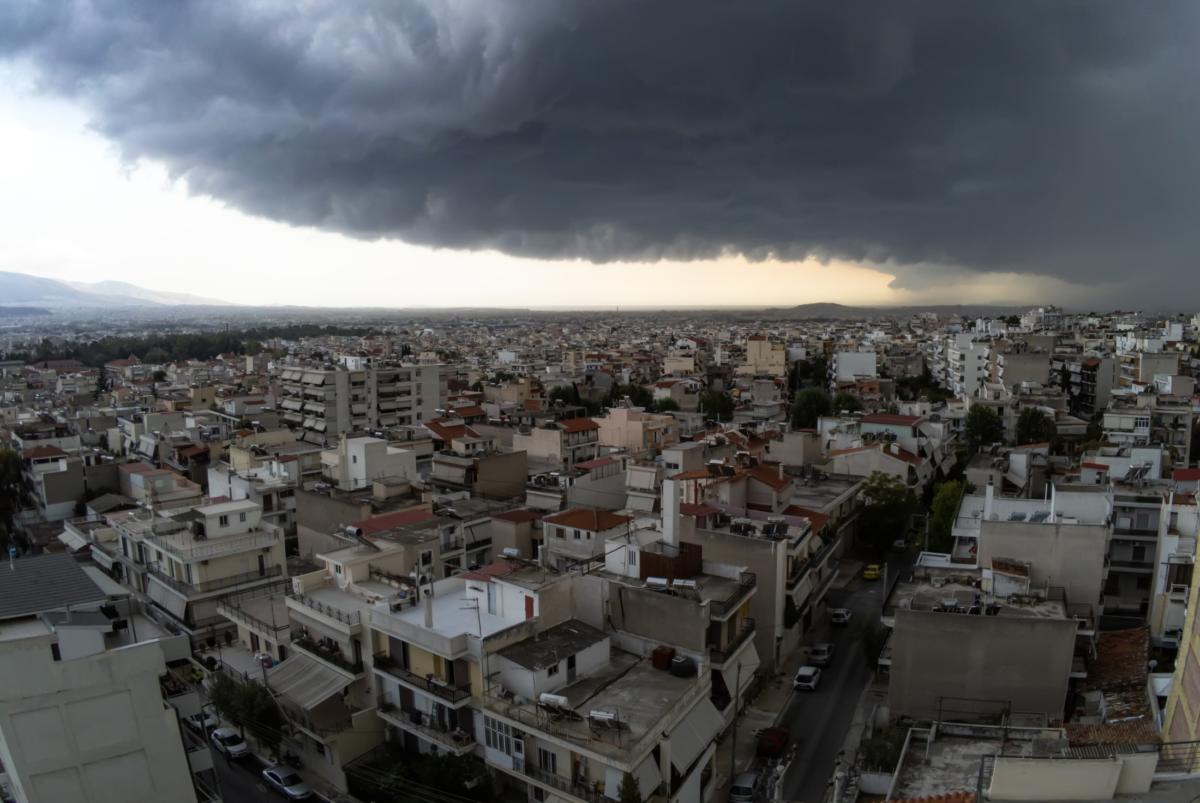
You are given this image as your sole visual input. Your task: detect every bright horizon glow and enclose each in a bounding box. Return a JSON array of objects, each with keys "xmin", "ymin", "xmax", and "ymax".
[{"xmin": 0, "ymin": 79, "xmax": 1105, "ymax": 310}]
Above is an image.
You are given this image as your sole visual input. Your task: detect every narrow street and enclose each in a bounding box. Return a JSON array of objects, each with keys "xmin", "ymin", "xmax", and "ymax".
[{"xmin": 777, "ymin": 551, "xmax": 912, "ymax": 803}]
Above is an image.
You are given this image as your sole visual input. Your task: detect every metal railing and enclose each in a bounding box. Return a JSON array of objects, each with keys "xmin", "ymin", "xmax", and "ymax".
[
  {"xmin": 377, "ymin": 701, "xmax": 475, "ymax": 749},
  {"xmin": 524, "ymin": 762, "xmax": 606, "ymax": 803},
  {"xmin": 292, "ymin": 635, "xmax": 364, "ymax": 675},
  {"xmin": 288, "ymin": 591, "xmax": 363, "ymax": 626},
  {"xmin": 148, "ymin": 564, "xmax": 282, "ymax": 596},
  {"xmin": 218, "ymin": 599, "xmax": 289, "ymax": 636},
  {"xmin": 709, "ymin": 572, "xmax": 757, "ymax": 618},
  {"xmin": 151, "ymin": 529, "xmax": 279, "ymax": 561},
  {"xmin": 709, "ymin": 618, "xmax": 756, "ymax": 665},
  {"xmin": 373, "ymin": 653, "xmax": 472, "ymax": 703}
]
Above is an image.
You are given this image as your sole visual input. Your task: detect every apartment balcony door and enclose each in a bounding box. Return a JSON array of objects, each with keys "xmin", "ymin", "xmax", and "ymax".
[
  {"xmin": 257, "ymin": 554, "xmax": 266, "ymax": 577},
  {"xmin": 567, "ymin": 655, "xmax": 576, "ymax": 683}
]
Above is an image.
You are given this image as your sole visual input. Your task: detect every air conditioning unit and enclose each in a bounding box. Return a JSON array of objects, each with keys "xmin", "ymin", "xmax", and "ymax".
[{"xmin": 539, "ymin": 692, "xmax": 569, "ymax": 709}]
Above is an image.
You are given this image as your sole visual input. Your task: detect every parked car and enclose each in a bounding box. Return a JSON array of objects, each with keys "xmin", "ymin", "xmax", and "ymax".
[
  {"xmin": 210, "ymin": 727, "xmax": 250, "ymax": 759},
  {"xmin": 793, "ymin": 665, "xmax": 821, "ymax": 691},
  {"xmin": 261, "ymin": 766, "xmax": 314, "ymax": 800},
  {"xmin": 810, "ymin": 643, "xmax": 834, "ymax": 666},
  {"xmin": 830, "ymin": 608, "xmax": 852, "ymax": 626},
  {"xmin": 756, "ymin": 727, "xmax": 790, "ymax": 759},
  {"xmin": 892, "ymin": 538, "xmax": 908, "ymax": 551},
  {"xmin": 186, "ymin": 706, "xmax": 218, "ymax": 732},
  {"xmin": 862, "ymin": 563, "xmax": 882, "ymax": 580},
  {"xmin": 729, "ymin": 771, "xmax": 760, "ymax": 803}
]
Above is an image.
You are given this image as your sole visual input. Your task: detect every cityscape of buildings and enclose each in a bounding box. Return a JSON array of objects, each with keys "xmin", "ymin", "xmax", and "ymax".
[{"xmin": 0, "ymin": 304, "xmax": 1198, "ymax": 803}]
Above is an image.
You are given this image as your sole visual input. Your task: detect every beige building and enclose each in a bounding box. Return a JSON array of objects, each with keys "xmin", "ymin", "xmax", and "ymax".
[
  {"xmin": 595, "ymin": 406, "xmax": 678, "ymax": 456},
  {"xmin": 738, "ymin": 335, "xmax": 788, "ymax": 377}
]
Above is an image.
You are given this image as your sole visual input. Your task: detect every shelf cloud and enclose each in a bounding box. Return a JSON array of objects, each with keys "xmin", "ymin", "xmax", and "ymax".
[{"xmin": 3, "ymin": 1, "xmax": 1198, "ymax": 301}]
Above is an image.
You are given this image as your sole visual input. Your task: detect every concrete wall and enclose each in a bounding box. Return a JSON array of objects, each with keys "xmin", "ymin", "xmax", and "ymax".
[
  {"xmin": 476, "ymin": 450, "xmax": 527, "ymax": 500},
  {"xmin": 608, "ymin": 583, "xmax": 708, "ymax": 652},
  {"xmin": 988, "ymin": 752, "xmax": 1155, "ymax": 800},
  {"xmin": 976, "ymin": 521, "xmax": 1107, "ymax": 614},
  {"xmin": 889, "ymin": 609, "xmax": 1077, "ymax": 720}
]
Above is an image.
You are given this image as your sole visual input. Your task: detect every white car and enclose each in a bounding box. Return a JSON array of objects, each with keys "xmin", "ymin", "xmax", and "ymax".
[
  {"xmin": 187, "ymin": 706, "xmax": 219, "ymax": 732},
  {"xmin": 261, "ymin": 766, "xmax": 313, "ymax": 800},
  {"xmin": 830, "ymin": 608, "xmax": 852, "ymax": 626},
  {"xmin": 793, "ymin": 665, "xmax": 821, "ymax": 691},
  {"xmin": 809, "ymin": 643, "xmax": 834, "ymax": 666},
  {"xmin": 210, "ymin": 727, "xmax": 250, "ymax": 759}
]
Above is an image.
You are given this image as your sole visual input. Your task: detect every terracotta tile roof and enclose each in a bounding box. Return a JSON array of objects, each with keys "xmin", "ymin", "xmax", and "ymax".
[
  {"xmin": 1173, "ymin": 468, "xmax": 1200, "ymax": 482},
  {"xmin": 1065, "ymin": 719, "xmax": 1160, "ymax": 748},
  {"xmin": 357, "ymin": 507, "xmax": 436, "ymax": 535},
  {"xmin": 543, "ymin": 507, "xmax": 632, "ymax": 532},
  {"xmin": 747, "ymin": 463, "xmax": 792, "ymax": 492},
  {"xmin": 492, "ymin": 508, "xmax": 542, "ymax": 524},
  {"xmin": 451, "ymin": 405, "xmax": 486, "ymax": 418},
  {"xmin": 425, "ymin": 419, "xmax": 478, "ymax": 443},
  {"xmin": 21, "ymin": 445, "xmax": 66, "ymax": 460},
  {"xmin": 118, "ymin": 461, "xmax": 157, "ymax": 474},
  {"xmin": 574, "ymin": 457, "xmax": 618, "ymax": 470},
  {"xmin": 559, "ymin": 417, "xmax": 599, "ymax": 433},
  {"xmin": 1082, "ymin": 462, "xmax": 1109, "ymax": 470},
  {"xmin": 861, "ymin": 412, "xmax": 923, "ymax": 426},
  {"xmin": 679, "ymin": 503, "xmax": 721, "ymax": 518},
  {"xmin": 783, "ymin": 505, "xmax": 829, "ymax": 532},
  {"xmin": 671, "ymin": 469, "xmax": 713, "ymax": 481}
]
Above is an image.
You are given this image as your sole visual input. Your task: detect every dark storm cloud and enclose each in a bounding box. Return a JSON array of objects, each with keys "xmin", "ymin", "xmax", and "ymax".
[{"xmin": 3, "ymin": 1, "xmax": 1199, "ymax": 299}]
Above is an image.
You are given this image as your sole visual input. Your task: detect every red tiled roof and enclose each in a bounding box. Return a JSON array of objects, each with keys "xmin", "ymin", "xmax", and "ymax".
[
  {"xmin": 425, "ymin": 419, "xmax": 478, "ymax": 443},
  {"xmin": 543, "ymin": 507, "xmax": 632, "ymax": 532},
  {"xmin": 1173, "ymin": 468, "xmax": 1200, "ymax": 482},
  {"xmin": 118, "ymin": 461, "xmax": 157, "ymax": 474},
  {"xmin": 575, "ymin": 457, "xmax": 618, "ymax": 471},
  {"xmin": 671, "ymin": 469, "xmax": 712, "ymax": 481},
  {"xmin": 179, "ymin": 445, "xmax": 209, "ymax": 459},
  {"xmin": 21, "ymin": 445, "xmax": 66, "ymax": 460},
  {"xmin": 861, "ymin": 413, "xmax": 923, "ymax": 426},
  {"xmin": 357, "ymin": 507, "xmax": 436, "ymax": 535},
  {"xmin": 783, "ymin": 505, "xmax": 829, "ymax": 532},
  {"xmin": 747, "ymin": 463, "xmax": 792, "ymax": 491},
  {"xmin": 559, "ymin": 417, "xmax": 599, "ymax": 433},
  {"xmin": 1082, "ymin": 462, "xmax": 1109, "ymax": 470},
  {"xmin": 492, "ymin": 508, "xmax": 542, "ymax": 524},
  {"xmin": 679, "ymin": 503, "xmax": 721, "ymax": 518},
  {"xmin": 451, "ymin": 405, "xmax": 486, "ymax": 418}
]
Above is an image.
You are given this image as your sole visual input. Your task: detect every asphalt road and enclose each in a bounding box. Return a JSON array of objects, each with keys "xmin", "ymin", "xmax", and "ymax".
[
  {"xmin": 777, "ymin": 551, "xmax": 914, "ymax": 803},
  {"xmin": 212, "ymin": 751, "xmax": 275, "ymax": 803}
]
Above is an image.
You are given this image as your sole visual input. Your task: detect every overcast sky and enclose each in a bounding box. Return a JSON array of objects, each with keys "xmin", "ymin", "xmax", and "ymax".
[{"xmin": 1, "ymin": 1, "xmax": 1193, "ymax": 309}]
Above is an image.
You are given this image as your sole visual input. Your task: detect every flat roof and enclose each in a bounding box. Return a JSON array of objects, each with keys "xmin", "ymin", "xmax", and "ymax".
[
  {"xmin": 887, "ymin": 573, "xmax": 1070, "ymax": 621},
  {"xmin": 498, "ymin": 619, "xmax": 607, "ymax": 670}
]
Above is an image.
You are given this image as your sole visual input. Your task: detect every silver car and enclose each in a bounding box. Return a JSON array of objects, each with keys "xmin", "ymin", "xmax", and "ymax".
[
  {"xmin": 261, "ymin": 766, "xmax": 313, "ymax": 800},
  {"xmin": 793, "ymin": 665, "xmax": 821, "ymax": 691}
]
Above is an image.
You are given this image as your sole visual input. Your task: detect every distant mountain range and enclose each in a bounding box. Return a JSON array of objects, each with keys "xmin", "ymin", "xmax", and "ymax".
[
  {"xmin": 0, "ymin": 271, "xmax": 233, "ymax": 307},
  {"xmin": 774, "ymin": 302, "xmax": 1027, "ymax": 319}
]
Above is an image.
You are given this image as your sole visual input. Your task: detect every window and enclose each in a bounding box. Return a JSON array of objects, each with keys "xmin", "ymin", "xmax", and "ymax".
[
  {"xmin": 487, "ymin": 582, "xmax": 497, "ymax": 615},
  {"xmin": 537, "ymin": 747, "xmax": 557, "ymax": 774},
  {"xmin": 547, "ymin": 663, "xmax": 559, "ymax": 677},
  {"xmin": 628, "ymin": 550, "xmax": 637, "ymax": 567},
  {"xmin": 218, "ymin": 515, "xmax": 229, "ymax": 527},
  {"xmin": 239, "ymin": 512, "xmax": 247, "ymax": 523},
  {"xmin": 573, "ymin": 529, "xmax": 581, "ymax": 540},
  {"xmin": 352, "ymin": 455, "xmax": 358, "ymax": 464},
  {"xmin": 334, "ymin": 565, "xmax": 342, "ymax": 575},
  {"xmin": 484, "ymin": 716, "xmax": 512, "ymax": 755},
  {"xmin": 421, "ymin": 550, "xmax": 433, "ymax": 567}
]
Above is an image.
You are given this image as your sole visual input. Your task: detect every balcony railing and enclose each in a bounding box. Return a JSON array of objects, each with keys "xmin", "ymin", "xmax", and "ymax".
[
  {"xmin": 218, "ymin": 599, "xmax": 289, "ymax": 636},
  {"xmin": 292, "ymin": 635, "xmax": 364, "ymax": 675},
  {"xmin": 1108, "ymin": 558, "xmax": 1154, "ymax": 571},
  {"xmin": 373, "ymin": 653, "xmax": 472, "ymax": 704},
  {"xmin": 289, "ymin": 592, "xmax": 363, "ymax": 626},
  {"xmin": 377, "ymin": 702, "xmax": 475, "ymax": 752},
  {"xmin": 709, "ymin": 618, "xmax": 756, "ymax": 666},
  {"xmin": 148, "ymin": 564, "xmax": 282, "ymax": 597},
  {"xmin": 709, "ymin": 572, "xmax": 757, "ymax": 618},
  {"xmin": 523, "ymin": 762, "xmax": 606, "ymax": 803},
  {"xmin": 151, "ymin": 529, "xmax": 279, "ymax": 561}
]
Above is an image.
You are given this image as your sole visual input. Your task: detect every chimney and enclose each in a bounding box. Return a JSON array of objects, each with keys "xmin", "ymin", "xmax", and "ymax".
[
  {"xmin": 423, "ymin": 583, "xmax": 434, "ymax": 629},
  {"xmin": 984, "ymin": 479, "xmax": 995, "ymax": 520},
  {"xmin": 663, "ymin": 479, "xmax": 681, "ymax": 547}
]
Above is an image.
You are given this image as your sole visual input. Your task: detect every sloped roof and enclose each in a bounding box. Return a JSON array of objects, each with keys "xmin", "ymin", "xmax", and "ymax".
[
  {"xmin": 543, "ymin": 507, "xmax": 632, "ymax": 532},
  {"xmin": 0, "ymin": 554, "xmax": 108, "ymax": 622}
]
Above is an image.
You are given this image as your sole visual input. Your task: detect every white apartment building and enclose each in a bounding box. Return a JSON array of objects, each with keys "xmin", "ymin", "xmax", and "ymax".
[
  {"xmin": 0, "ymin": 555, "xmax": 206, "ymax": 803},
  {"xmin": 945, "ymin": 333, "xmax": 990, "ymax": 398},
  {"xmin": 320, "ymin": 435, "xmax": 418, "ymax": 491},
  {"xmin": 831, "ymin": 350, "xmax": 878, "ymax": 383}
]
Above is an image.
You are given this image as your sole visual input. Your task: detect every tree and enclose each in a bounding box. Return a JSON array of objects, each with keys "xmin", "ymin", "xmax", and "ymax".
[
  {"xmin": 791, "ymin": 388, "xmax": 831, "ymax": 429},
  {"xmin": 1015, "ymin": 408, "xmax": 1056, "ymax": 446},
  {"xmin": 1004, "ymin": 315, "xmax": 1021, "ymax": 326},
  {"xmin": 964, "ymin": 405, "xmax": 1003, "ymax": 453},
  {"xmin": 208, "ymin": 673, "xmax": 284, "ymax": 755},
  {"xmin": 549, "ymin": 384, "xmax": 581, "ymax": 407},
  {"xmin": 610, "ymin": 383, "xmax": 653, "ymax": 408},
  {"xmin": 832, "ymin": 391, "xmax": 862, "ymax": 414},
  {"xmin": 699, "ymin": 390, "xmax": 734, "ymax": 422},
  {"xmin": 654, "ymin": 398, "xmax": 680, "ymax": 413},
  {"xmin": 618, "ymin": 772, "xmax": 642, "ymax": 803},
  {"xmin": 0, "ymin": 449, "xmax": 21, "ymax": 552},
  {"xmin": 788, "ymin": 356, "xmax": 829, "ymax": 393},
  {"xmin": 928, "ymin": 480, "xmax": 963, "ymax": 553},
  {"xmin": 859, "ymin": 471, "xmax": 918, "ymax": 555},
  {"xmin": 152, "ymin": 369, "xmax": 168, "ymax": 383}
]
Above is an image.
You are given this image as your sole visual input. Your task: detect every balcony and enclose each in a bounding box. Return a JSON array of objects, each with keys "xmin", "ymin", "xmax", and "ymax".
[
  {"xmin": 373, "ymin": 653, "xmax": 472, "ymax": 706},
  {"xmin": 288, "ymin": 591, "xmax": 363, "ymax": 629},
  {"xmin": 709, "ymin": 572, "xmax": 757, "ymax": 619},
  {"xmin": 1170, "ymin": 584, "xmax": 1190, "ymax": 604},
  {"xmin": 147, "ymin": 564, "xmax": 283, "ymax": 597},
  {"xmin": 291, "ymin": 635, "xmax": 364, "ymax": 677},
  {"xmin": 376, "ymin": 702, "xmax": 475, "ymax": 756},
  {"xmin": 709, "ymin": 618, "xmax": 756, "ymax": 667},
  {"xmin": 1108, "ymin": 558, "xmax": 1154, "ymax": 572},
  {"xmin": 522, "ymin": 762, "xmax": 606, "ymax": 803},
  {"xmin": 369, "ymin": 609, "xmax": 470, "ymax": 659},
  {"xmin": 151, "ymin": 529, "xmax": 279, "ymax": 562}
]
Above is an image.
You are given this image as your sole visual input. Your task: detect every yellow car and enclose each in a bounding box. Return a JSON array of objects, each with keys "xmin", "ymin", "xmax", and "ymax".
[{"xmin": 862, "ymin": 563, "xmax": 882, "ymax": 581}]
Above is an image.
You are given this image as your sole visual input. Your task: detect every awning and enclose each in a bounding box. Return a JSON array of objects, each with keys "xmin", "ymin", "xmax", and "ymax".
[
  {"xmin": 146, "ymin": 576, "xmax": 188, "ymax": 619},
  {"xmin": 626, "ymin": 495, "xmax": 657, "ymax": 512},
  {"xmin": 57, "ymin": 528, "xmax": 89, "ymax": 553},
  {"xmin": 88, "ymin": 545, "xmax": 116, "ymax": 570},
  {"xmin": 267, "ymin": 653, "xmax": 352, "ymax": 710},
  {"xmin": 603, "ymin": 754, "xmax": 662, "ymax": 800},
  {"xmin": 722, "ymin": 642, "xmax": 761, "ymax": 696},
  {"xmin": 668, "ymin": 698, "xmax": 724, "ymax": 773}
]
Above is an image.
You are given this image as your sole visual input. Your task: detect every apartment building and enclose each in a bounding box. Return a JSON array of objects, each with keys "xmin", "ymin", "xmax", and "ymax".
[
  {"xmin": 541, "ymin": 508, "xmax": 633, "ymax": 570},
  {"xmin": 1103, "ymin": 399, "xmax": 1193, "ymax": 468},
  {"xmin": 0, "ymin": 555, "xmax": 208, "ymax": 803},
  {"xmin": 320, "ymin": 434, "xmax": 418, "ymax": 491},
  {"xmin": 831, "ymin": 350, "xmax": 877, "ymax": 384},
  {"xmin": 512, "ymin": 417, "xmax": 600, "ymax": 472},
  {"xmin": 278, "ymin": 363, "xmax": 445, "ymax": 439},
  {"xmin": 118, "ymin": 462, "xmax": 203, "ymax": 511},
  {"xmin": 102, "ymin": 499, "xmax": 289, "ymax": 641},
  {"xmin": 206, "ymin": 456, "xmax": 300, "ymax": 550},
  {"xmin": 595, "ymin": 406, "xmax": 678, "ymax": 456},
  {"xmin": 944, "ymin": 333, "xmax": 990, "ymax": 398},
  {"xmin": 1057, "ymin": 355, "xmax": 1118, "ymax": 419},
  {"xmin": 1148, "ymin": 492, "xmax": 1200, "ymax": 649},
  {"xmin": 738, "ymin": 335, "xmax": 788, "ymax": 377}
]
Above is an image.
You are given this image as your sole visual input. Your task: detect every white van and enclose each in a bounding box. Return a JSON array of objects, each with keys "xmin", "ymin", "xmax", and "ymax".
[{"xmin": 729, "ymin": 770, "xmax": 759, "ymax": 802}]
